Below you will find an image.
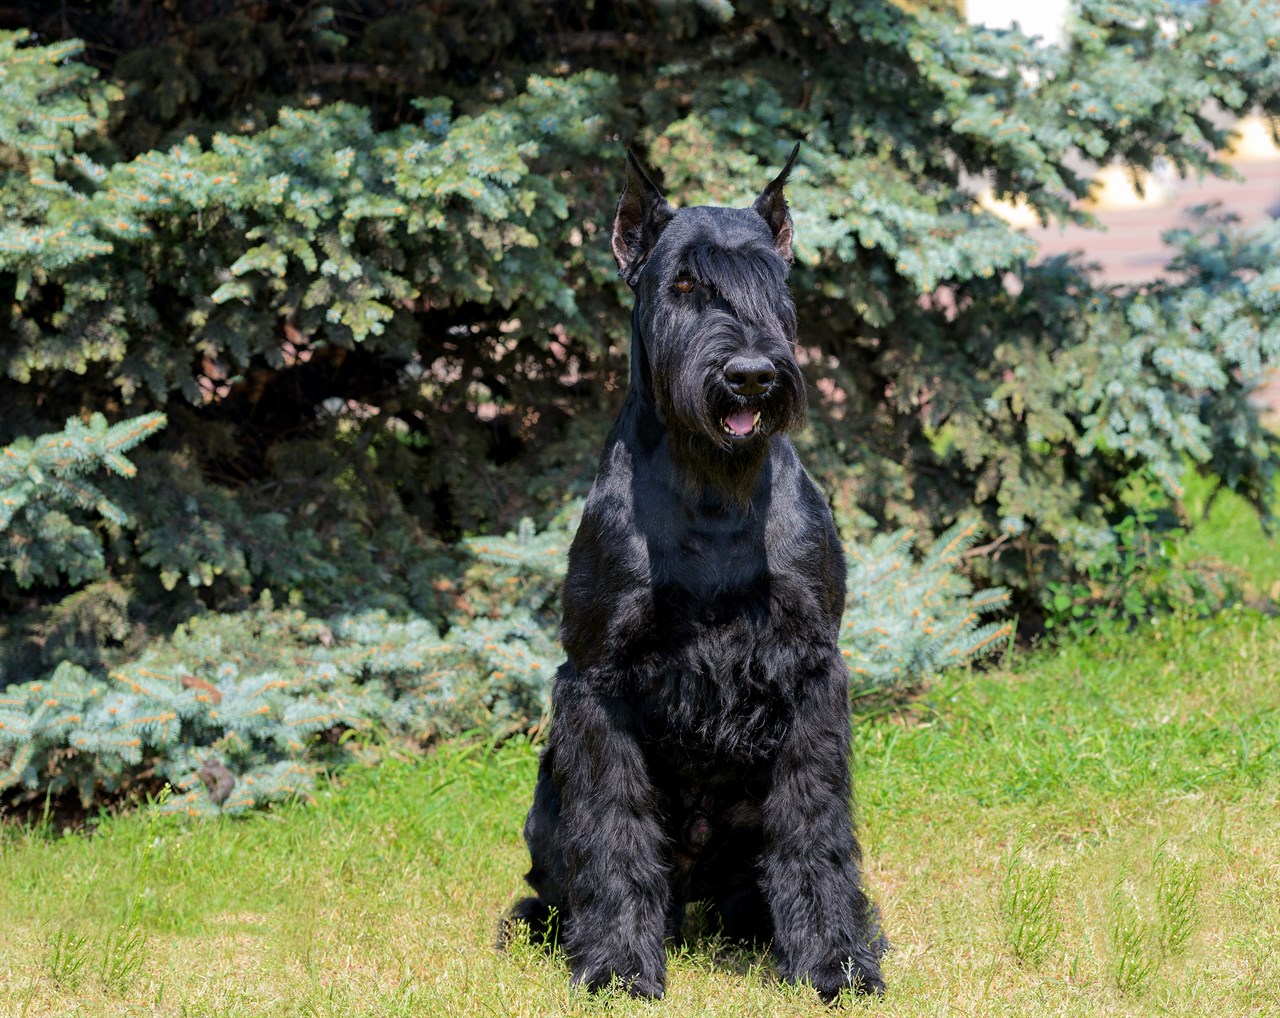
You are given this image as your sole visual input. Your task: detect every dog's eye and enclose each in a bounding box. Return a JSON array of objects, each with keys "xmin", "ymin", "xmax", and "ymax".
[{"xmin": 673, "ymin": 275, "xmax": 695, "ymax": 294}]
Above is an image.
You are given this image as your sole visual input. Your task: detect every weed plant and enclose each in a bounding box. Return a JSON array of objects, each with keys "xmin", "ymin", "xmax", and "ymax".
[
  {"xmin": 1154, "ymin": 846, "xmax": 1201, "ymax": 958},
  {"xmin": 42, "ymin": 929, "xmax": 89, "ymax": 991},
  {"xmin": 1042, "ymin": 474, "xmax": 1246, "ymax": 640},
  {"xmin": 1000, "ymin": 836, "xmax": 1062, "ymax": 967}
]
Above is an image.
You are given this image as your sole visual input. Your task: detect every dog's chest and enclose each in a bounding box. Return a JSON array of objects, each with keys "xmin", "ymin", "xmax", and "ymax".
[
  {"xmin": 647, "ymin": 503, "xmax": 771, "ymax": 597},
  {"xmin": 629, "ymin": 573, "xmax": 801, "ymax": 760},
  {"xmin": 614, "ymin": 503, "xmax": 830, "ymax": 760},
  {"xmin": 637, "ymin": 668, "xmax": 792, "ymax": 764}
]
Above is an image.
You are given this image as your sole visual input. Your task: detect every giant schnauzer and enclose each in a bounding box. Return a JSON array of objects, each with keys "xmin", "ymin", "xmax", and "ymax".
[{"xmin": 505, "ymin": 145, "xmax": 887, "ymax": 1002}]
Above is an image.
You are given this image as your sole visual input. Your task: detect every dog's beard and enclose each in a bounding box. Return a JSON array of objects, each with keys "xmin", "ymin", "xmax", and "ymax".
[
  {"xmin": 661, "ymin": 341, "xmax": 806, "ymax": 441},
  {"xmin": 653, "ymin": 343, "xmax": 807, "ymax": 508}
]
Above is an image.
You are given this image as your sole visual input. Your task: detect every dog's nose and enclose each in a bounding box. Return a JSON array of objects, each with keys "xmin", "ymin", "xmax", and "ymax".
[{"xmin": 724, "ymin": 356, "xmax": 776, "ymax": 396}]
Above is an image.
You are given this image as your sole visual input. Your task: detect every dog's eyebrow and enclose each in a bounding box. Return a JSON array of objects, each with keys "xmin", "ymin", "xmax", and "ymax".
[{"xmin": 679, "ymin": 243, "xmax": 791, "ymax": 324}]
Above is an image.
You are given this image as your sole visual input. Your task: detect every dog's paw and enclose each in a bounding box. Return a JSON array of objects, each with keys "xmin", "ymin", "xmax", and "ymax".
[
  {"xmin": 571, "ymin": 964, "xmax": 665, "ymax": 1000},
  {"xmin": 810, "ymin": 957, "xmax": 886, "ymax": 1004},
  {"xmin": 498, "ymin": 897, "xmax": 561, "ymax": 952}
]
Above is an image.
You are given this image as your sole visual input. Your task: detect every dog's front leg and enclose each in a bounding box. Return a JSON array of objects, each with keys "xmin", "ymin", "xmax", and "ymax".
[
  {"xmin": 761, "ymin": 656, "xmax": 886, "ymax": 1002},
  {"xmin": 553, "ymin": 678, "xmax": 669, "ymax": 999}
]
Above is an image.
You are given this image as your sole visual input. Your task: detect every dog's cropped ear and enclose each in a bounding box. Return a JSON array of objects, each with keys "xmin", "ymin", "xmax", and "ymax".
[
  {"xmin": 752, "ymin": 142, "xmax": 800, "ymax": 263},
  {"xmin": 612, "ymin": 149, "xmax": 675, "ymax": 286}
]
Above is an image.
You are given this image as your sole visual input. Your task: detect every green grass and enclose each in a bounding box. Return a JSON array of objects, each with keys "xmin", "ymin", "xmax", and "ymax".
[
  {"xmin": 1, "ymin": 491, "xmax": 1276, "ymax": 1016},
  {"xmin": 1177, "ymin": 470, "xmax": 1280, "ymax": 599}
]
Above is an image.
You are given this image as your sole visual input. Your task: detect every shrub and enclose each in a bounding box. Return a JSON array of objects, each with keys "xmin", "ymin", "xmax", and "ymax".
[
  {"xmin": 1, "ymin": 510, "xmax": 1007, "ymax": 813},
  {"xmin": 0, "ymin": 600, "xmax": 553, "ymax": 816}
]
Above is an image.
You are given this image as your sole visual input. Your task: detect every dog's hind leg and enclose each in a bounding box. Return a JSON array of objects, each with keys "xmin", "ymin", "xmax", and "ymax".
[
  {"xmin": 500, "ymin": 746, "xmax": 568, "ymax": 950},
  {"xmin": 500, "ymin": 896, "xmax": 562, "ymax": 951}
]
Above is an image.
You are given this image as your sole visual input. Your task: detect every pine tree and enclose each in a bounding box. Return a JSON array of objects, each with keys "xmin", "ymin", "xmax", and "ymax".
[
  {"xmin": 1, "ymin": 4, "xmax": 1273, "ymax": 612},
  {"xmin": 1, "ymin": 2, "xmax": 1277, "ymax": 809},
  {"xmin": 1, "ymin": 414, "xmax": 165, "ymax": 587}
]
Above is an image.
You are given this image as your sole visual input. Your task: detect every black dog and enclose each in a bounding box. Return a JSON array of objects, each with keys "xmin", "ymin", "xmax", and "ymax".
[{"xmin": 505, "ymin": 146, "xmax": 887, "ymax": 1002}]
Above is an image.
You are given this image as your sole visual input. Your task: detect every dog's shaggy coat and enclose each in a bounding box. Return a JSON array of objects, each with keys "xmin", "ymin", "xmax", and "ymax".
[{"xmin": 506, "ymin": 146, "xmax": 887, "ymax": 1002}]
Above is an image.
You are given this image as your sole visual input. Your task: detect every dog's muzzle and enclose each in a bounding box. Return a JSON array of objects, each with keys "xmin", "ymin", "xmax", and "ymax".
[
  {"xmin": 724, "ymin": 356, "xmax": 776, "ymax": 396},
  {"xmin": 720, "ymin": 355, "xmax": 778, "ymax": 439}
]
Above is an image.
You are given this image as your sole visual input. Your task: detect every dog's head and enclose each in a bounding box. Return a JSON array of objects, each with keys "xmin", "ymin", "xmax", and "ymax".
[{"xmin": 611, "ymin": 146, "xmax": 807, "ymax": 458}]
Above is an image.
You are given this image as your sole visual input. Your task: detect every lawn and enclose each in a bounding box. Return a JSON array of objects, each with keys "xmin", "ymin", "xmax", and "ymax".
[{"xmin": 1, "ymin": 492, "xmax": 1276, "ymax": 1017}]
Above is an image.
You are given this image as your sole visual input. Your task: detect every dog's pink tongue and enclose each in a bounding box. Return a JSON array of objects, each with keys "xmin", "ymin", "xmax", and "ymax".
[{"xmin": 724, "ymin": 410, "xmax": 755, "ymax": 436}]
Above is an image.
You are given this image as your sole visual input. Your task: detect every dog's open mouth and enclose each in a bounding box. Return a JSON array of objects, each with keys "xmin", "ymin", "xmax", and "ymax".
[{"xmin": 721, "ymin": 409, "xmax": 761, "ymax": 438}]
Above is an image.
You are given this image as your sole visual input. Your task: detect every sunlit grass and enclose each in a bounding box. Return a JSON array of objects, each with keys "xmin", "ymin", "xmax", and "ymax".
[{"xmin": 1178, "ymin": 469, "xmax": 1279, "ymax": 598}]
